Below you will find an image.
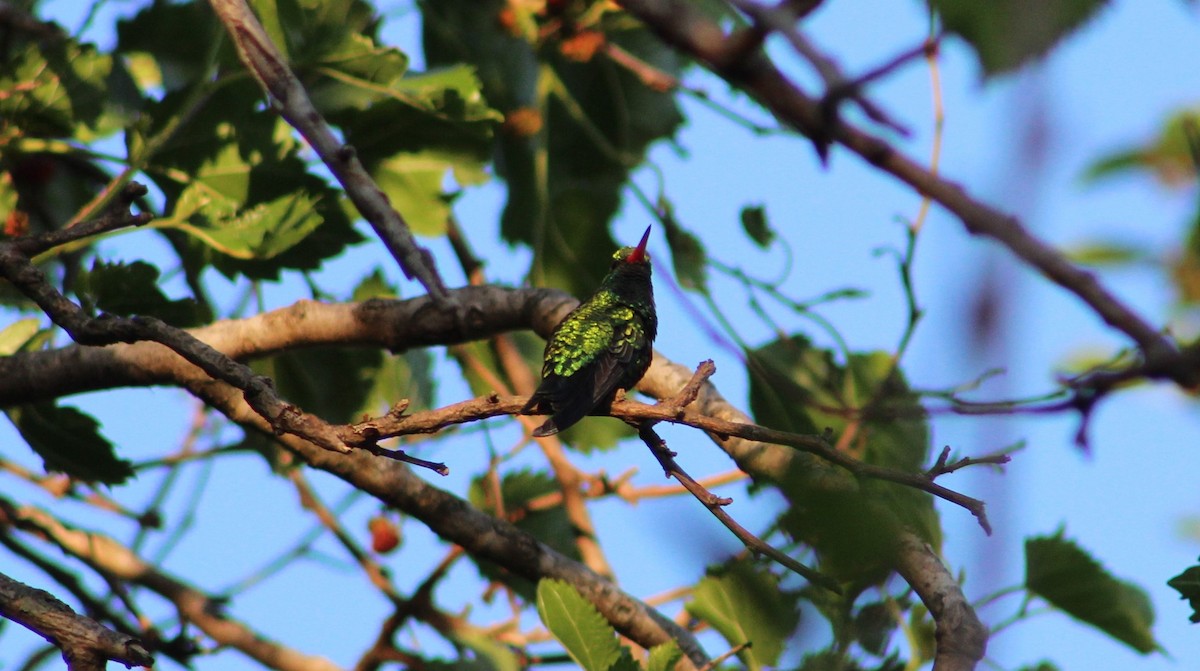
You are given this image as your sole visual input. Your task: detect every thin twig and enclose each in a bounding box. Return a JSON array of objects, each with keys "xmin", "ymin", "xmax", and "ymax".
[{"xmin": 636, "ymin": 421, "xmax": 839, "ymax": 591}]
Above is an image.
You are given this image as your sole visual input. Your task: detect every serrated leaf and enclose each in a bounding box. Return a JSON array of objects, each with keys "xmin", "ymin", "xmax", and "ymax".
[
  {"xmin": 252, "ymin": 346, "xmax": 383, "ymax": 424},
  {"xmin": 536, "ymin": 579, "xmax": 621, "ymax": 671},
  {"xmin": 1167, "ymin": 560, "xmax": 1200, "ymax": 624},
  {"xmin": 0, "ymin": 41, "xmax": 115, "ymax": 137},
  {"xmin": 740, "ymin": 205, "xmax": 775, "ymax": 248},
  {"xmin": 333, "ymin": 66, "xmax": 499, "ymax": 170},
  {"xmin": 686, "ymin": 560, "xmax": 800, "ymax": 670},
  {"xmin": 0, "ymin": 318, "xmax": 41, "ymax": 355},
  {"xmin": 7, "ymin": 403, "xmax": 133, "ymax": 485},
  {"xmin": 374, "ymin": 153, "xmax": 454, "ymax": 236},
  {"xmin": 930, "ymin": 0, "xmax": 1110, "ymax": 75},
  {"xmin": 468, "ymin": 470, "xmax": 578, "ymax": 598},
  {"xmin": 362, "ymin": 350, "xmax": 437, "ymax": 414},
  {"xmin": 646, "ymin": 641, "xmax": 683, "ymax": 671},
  {"xmin": 1025, "ymin": 532, "xmax": 1160, "ymax": 653},
  {"xmin": 609, "ymin": 649, "xmax": 642, "ymax": 671},
  {"xmin": 140, "ymin": 79, "xmax": 361, "ymax": 280},
  {"xmin": 78, "ymin": 260, "xmax": 208, "ymax": 327},
  {"xmin": 423, "ymin": 2, "xmax": 683, "ymax": 298},
  {"xmin": 747, "ymin": 335, "xmax": 940, "ymax": 580},
  {"xmin": 351, "ymin": 268, "xmax": 398, "ymax": 301}
]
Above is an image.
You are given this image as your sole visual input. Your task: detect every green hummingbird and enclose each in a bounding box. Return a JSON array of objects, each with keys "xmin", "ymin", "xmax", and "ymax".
[{"xmin": 522, "ymin": 226, "xmax": 657, "ymax": 437}]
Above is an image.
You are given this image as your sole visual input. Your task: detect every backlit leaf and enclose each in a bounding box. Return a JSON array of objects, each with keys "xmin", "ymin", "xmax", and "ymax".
[
  {"xmin": 1167, "ymin": 560, "xmax": 1200, "ymax": 624},
  {"xmin": 930, "ymin": 0, "xmax": 1110, "ymax": 75},
  {"xmin": 1026, "ymin": 531, "xmax": 1159, "ymax": 653},
  {"xmin": 686, "ymin": 559, "xmax": 800, "ymax": 669},
  {"xmin": 536, "ymin": 579, "xmax": 621, "ymax": 671},
  {"xmin": 78, "ymin": 260, "xmax": 208, "ymax": 327},
  {"xmin": 8, "ymin": 403, "xmax": 133, "ymax": 485}
]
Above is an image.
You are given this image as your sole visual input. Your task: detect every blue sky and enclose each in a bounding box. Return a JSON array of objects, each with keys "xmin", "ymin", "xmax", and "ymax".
[{"xmin": 3, "ymin": 1, "xmax": 1200, "ymax": 669}]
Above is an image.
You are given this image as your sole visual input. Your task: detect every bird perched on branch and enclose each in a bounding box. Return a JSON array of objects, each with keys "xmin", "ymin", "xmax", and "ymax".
[{"xmin": 522, "ymin": 226, "xmax": 657, "ymax": 437}]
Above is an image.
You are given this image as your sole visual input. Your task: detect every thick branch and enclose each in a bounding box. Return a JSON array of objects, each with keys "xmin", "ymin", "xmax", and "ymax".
[
  {"xmin": 894, "ymin": 533, "xmax": 988, "ymax": 671},
  {"xmin": 0, "ymin": 570, "xmax": 153, "ymax": 671},
  {"xmin": 0, "ymin": 287, "xmax": 576, "ymax": 406},
  {"xmin": 0, "ymin": 287, "xmax": 988, "ymax": 668},
  {"xmin": 182, "ymin": 380, "xmax": 712, "ymax": 670}
]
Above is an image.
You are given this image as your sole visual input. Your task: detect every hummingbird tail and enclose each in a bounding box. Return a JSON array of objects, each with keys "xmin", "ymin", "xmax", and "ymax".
[{"xmin": 531, "ymin": 418, "xmax": 560, "ymax": 437}]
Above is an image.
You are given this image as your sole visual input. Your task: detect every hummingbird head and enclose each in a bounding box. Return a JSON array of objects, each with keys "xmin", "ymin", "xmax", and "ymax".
[{"xmin": 611, "ymin": 226, "xmax": 652, "ymax": 268}]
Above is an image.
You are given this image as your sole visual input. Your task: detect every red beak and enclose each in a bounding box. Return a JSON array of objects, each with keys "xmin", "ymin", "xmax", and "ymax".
[{"xmin": 627, "ymin": 226, "xmax": 651, "ymax": 264}]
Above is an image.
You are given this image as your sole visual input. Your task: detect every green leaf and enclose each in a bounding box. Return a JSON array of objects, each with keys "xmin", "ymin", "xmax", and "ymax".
[
  {"xmin": 441, "ymin": 628, "xmax": 523, "ymax": 671},
  {"xmin": 373, "ymin": 153, "xmax": 455, "ymax": 237},
  {"xmin": 1167, "ymin": 560, "xmax": 1200, "ymax": 624},
  {"xmin": 77, "ymin": 260, "xmax": 208, "ymax": 327},
  {"xmin": 252, "ymin": 346, "xmax": 384, "ymax": 424},
  {"xmin": 135, "ymin": 76, "xmax": 362, "ymax": 280},
  {"xmin": 853, "ymin": 602, "xmax": 896, "ymax": 656},
  {"xmin": 686, "ymin": 559, "xmax": 801, "ymax": 670},
  {"xmin": 747, "ymin": 335, "xmax": 940, "ymax": 580},
  {"xmin": 1084, "ymin": 108, "xmax": 1200, "ymax": 187},
  {"xmin": 536, "ymin": 579, "xmax": 621, "ymax": 671},
  {"xmin": 1017, "ymin": 663, "xmax": 1063, "ymax": 671},
  {"xmin": 1063, "ymin": 240, "xmax": 1153, "ymax": 267},
  {"xmin": 930, "ymin": 0, "xmax": 1109, "ymax": 75},
  {"xmin": 0, "ymin": 318, "xmax": 41, "ymax": 356},
  {"xmin": 333, "ymin": 65, "xmax": 499, "ymax": 169},
  {"xmin": 361, "ymin": 349, "xmax": 437, "ymax": 414},
  {"xmin": 170, "ymin": 191, "xmax": 326, "ymax": 261},
  {"xmin": 423, "ymin": 1, "xmax": 683, "ymax": 297},
  {"xmin": 118, "ymin": 1, "xmax": 233, "ymax": 91},
  {"xmin": 608, "ymin": 649, "xmax": 642, "ymax": 671},
  {"xmin": 646, "ymin": 641, "xmax": 683, "ymax": 671},
  {"xmin": 350, "ymin": 267, "xmax": 398, "ymax": 301},
  {"xmin": 740, "ymin": 205, "xmax": 776, "ymax": 248},
  {"xmin": 7, "ymin": 403, "xmax": 133, "ymax": 485},
  {"xmin": 468, "ymin": 470, "xmax": 579, "ymax": 598},
  {"xmin": 1025, "ymin": 531, "xmax": 1160, "ymax": 653},
  {"xmin": 0, "ymin": 40, "xmax": 117, "ymax": 137},
  {"xmin": 661, "ymin": 201, "xmax": 708, "ymax": 293},
  {"xmin": 795, "ymin": 651, "xmax": 867, "ymax": 671},
  {"xmin": 264, "ymin": 0, "xmax": 381, "ymax": 75}
]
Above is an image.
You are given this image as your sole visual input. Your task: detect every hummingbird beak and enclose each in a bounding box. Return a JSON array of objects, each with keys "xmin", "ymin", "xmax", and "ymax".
[{"xmin": 627, "ymin": 226, "xmax": 652, "ymax": 264}]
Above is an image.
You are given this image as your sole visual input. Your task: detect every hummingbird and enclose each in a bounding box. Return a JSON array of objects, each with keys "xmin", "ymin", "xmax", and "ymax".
[{"xmin": 522, "ymin": 226, "xmax": 657, "ymax": 437}]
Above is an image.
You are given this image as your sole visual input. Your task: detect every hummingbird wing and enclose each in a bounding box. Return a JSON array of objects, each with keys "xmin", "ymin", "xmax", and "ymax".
[{"xmin": 529, "ymin": 323, "xmax": 646, "ymax": 437}]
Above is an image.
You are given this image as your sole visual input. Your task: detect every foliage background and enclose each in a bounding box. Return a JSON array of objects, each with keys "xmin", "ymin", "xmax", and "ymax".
[{"xmin": 2, "ymin": 0, "xmax": 1200, "ymax": 670}]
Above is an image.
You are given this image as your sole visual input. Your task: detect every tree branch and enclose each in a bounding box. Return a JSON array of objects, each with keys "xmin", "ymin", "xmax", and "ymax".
[
  {"xmin": 634, "ymin": 356, "xmax": 990, "ymax": 670},
  {"xmin": 894, "ymin": 533, "xmax": 988, "ymax": 671},
  {"xmin": 182, "ymin": 380, "xmax": 713, "ymax": 671},
  {"xmin": 1, "ymin": 497, "xmax": 340, "ymax": 671},
  {"xmin": 0, "ymin": 286, "xmax": 994, "ymax": 668},
  {"xmin": 615, "ymin": 0, "xmax": 1191, "ymax": 387},
  {"xmin": 207, "ymin": 0, "xmax": 454, "ymax": 305},
  {"xmin": 0, "ymin": 570, "xmax": 153, "ymax": 671}
]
